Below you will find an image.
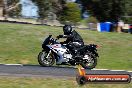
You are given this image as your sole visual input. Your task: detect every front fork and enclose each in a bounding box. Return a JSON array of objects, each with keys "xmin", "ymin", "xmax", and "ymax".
[{"xmin": 46, "ymin": 50, "xmax": 52, "ymax": 59}]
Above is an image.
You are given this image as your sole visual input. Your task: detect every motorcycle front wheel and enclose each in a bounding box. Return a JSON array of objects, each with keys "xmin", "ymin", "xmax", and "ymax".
[{"xmin": 38, "ymin": 50, "xmax": 55, "ymax": 66}]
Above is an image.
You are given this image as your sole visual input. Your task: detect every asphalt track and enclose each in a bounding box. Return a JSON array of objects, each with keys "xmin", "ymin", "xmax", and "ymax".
[{"xmin": 0, "ymin": 64, "xmax": 132, "ymax": 78}]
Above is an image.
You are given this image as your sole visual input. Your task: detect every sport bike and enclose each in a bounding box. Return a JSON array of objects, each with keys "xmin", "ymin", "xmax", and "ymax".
[{"xmin": 38, "ymin": 35, "xmax": 99, "ymax": 69}]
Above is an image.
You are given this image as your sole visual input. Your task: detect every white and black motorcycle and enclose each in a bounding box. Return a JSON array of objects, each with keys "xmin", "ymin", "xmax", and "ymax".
[{"xmin": 38, "ymin": 35, "xmax": 99, "ymax": 69}]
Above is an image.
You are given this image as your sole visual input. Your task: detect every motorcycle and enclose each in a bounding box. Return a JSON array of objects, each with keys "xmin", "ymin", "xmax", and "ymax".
[{"xmin": 38, "ymin": 35, "xmax": 99, "ymax": 69}]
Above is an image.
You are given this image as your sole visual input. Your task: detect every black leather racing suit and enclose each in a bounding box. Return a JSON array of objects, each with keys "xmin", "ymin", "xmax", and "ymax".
[{"xmin": 58, "ymin": 30, "xmax": 84, "ymax": 55}]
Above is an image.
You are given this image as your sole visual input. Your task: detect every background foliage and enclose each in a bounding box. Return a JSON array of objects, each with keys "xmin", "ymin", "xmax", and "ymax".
[
  {"xmin": 80, "ymin": 0, "xmax": 125, "ymax": 22},
  {"xmin": 59, "ymin": 2, "xmax": 81, "ymax": 25}
]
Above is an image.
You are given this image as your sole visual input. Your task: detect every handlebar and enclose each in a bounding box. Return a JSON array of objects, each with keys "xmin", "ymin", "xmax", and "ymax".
[{"xmin": 50, "ymin": 37, "xmax": 59, "ymax": 44}]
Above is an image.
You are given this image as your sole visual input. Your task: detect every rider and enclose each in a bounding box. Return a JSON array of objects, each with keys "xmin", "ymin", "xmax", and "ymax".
[{"xmin": 57, "ymin": 25, "xmax": 84, "ymax": 56}]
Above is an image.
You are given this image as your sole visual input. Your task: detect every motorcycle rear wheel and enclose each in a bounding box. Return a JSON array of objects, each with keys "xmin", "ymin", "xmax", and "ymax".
[
  {"xmin": 81, "ymin": 52, "xmax": 97, "ymax": 69},
  {"xmin": 38, "ymin": 50, "xmax": 55, "ymax": 66}
]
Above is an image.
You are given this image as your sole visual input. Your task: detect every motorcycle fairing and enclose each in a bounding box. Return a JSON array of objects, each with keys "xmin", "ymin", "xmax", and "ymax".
[{"xmin": 46, "ymin": 44, "xmax": 71, "ymax": 64}]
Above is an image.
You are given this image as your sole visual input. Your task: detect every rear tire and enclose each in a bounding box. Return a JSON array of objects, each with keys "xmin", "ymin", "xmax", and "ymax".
[
  {"xmin": 81, "ymin": 52, "xmax": 97, "ymax": 69},
  {"xmin": 38, "ymin": 51, "xmax": 55, "ymax": 66}
]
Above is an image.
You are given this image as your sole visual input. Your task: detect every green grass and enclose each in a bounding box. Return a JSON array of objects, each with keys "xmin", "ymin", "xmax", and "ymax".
[
  {"xmin": 0, "ymin": 77, "xmax": 131, "ymax": 88},
  {"xmin": 0, "ymin": 22, "xmax": 132, "ymax": 70}
]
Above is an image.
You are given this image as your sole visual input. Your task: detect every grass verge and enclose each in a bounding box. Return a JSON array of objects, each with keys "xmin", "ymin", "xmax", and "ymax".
[{"xmin": 0, "ymin": 77, "xmax": 131, "ymax": 88}]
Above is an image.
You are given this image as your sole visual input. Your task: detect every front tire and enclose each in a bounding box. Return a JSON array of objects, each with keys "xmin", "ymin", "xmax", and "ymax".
[{"xmin": 38, "ymin": 50, "xmax": 55, "ymax": 66}]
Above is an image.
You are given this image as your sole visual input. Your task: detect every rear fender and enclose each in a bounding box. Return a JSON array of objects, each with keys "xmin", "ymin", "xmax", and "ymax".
[
  {"xmin": 88, "ymin": 50, "xmax": 99, "ymax": 57},
  {"xmin": 85, "ymin": 45, "xmax": 99, "ymax": 57}
]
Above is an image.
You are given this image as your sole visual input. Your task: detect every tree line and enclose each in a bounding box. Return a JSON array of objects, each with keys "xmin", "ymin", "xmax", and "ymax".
[
  {"xmin": 1, "ymin": 0, "xmax": 132, "ymax": 23},
  {"xmin": 80, "ymin": 0, "xmax": 132, "ymax": 23}
]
